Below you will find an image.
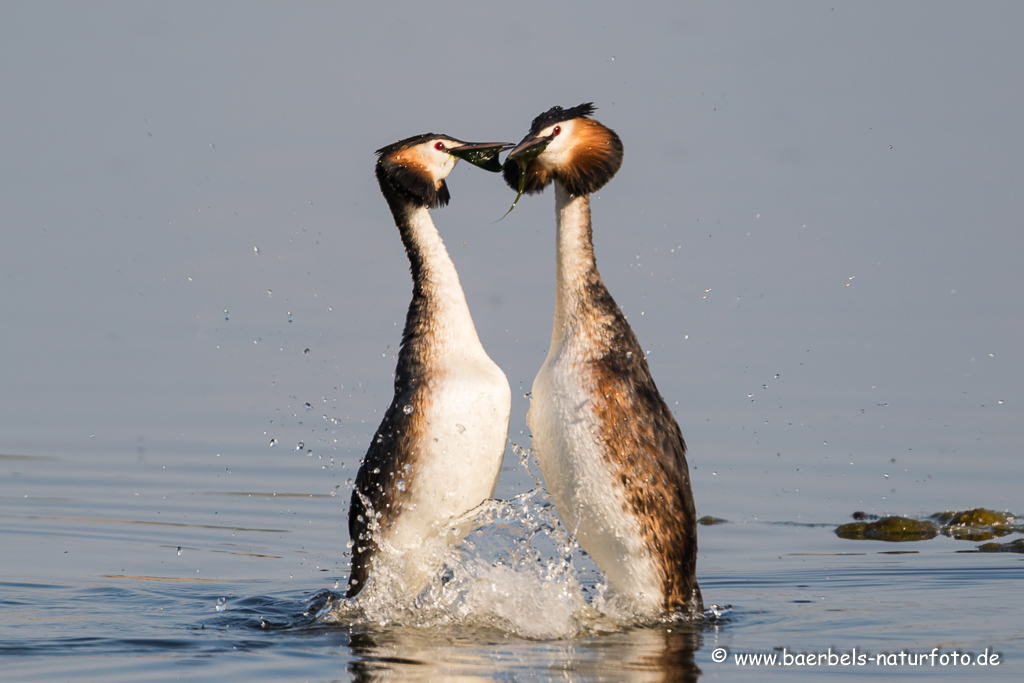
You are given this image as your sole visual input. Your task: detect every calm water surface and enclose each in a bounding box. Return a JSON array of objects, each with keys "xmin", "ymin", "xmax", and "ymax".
[
  {"xmin": 2, "ymin": 444, "xmax": 1020, "ymax": 681},
  {"xmin": 4, "ymin": 2, "xmax": 1024, "ymax": 681}
]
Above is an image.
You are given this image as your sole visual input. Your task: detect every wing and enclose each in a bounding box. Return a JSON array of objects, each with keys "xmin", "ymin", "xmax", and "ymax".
[
  {"xmin": 345, "ymin": 388, "xmax": 424, "ymax": 598},
  {"xmin": 588, "ymin": 301, "xmax": 702, "ymax": 615}
]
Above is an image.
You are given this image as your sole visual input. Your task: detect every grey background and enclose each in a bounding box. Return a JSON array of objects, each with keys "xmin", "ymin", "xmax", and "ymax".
[{"xmin": 3, "ymin": 2, "xmax": 1021, "ymax": 521}]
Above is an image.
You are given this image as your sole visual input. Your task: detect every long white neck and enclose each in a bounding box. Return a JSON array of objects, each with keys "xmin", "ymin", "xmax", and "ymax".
[
  {"xmin": 401, "ymin": 204, "xmax": 483, "ymax": 354},
  {"xmin": 551, "ymin": 182, "xmax": 599, "ymax": 349}
]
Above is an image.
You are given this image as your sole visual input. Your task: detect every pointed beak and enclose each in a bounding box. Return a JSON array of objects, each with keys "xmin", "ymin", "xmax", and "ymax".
[
  {"xmin": 448, "ymin": 141, "xmax": 514, "ymax": 173},
  {"xmin": 496, "ymin": 133, "xmax": 556, "ymax": 220},
  {"xmin": 506, "ymin": 134, "xmax": 554, "ymax": 165}
]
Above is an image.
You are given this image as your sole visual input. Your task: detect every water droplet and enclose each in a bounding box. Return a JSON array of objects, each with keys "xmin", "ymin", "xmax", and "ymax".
[
  {"xmin": 295, "ymin": 441, "xmax": 304, "ymax": 451},
  {"xmin": 397, "ymin": 479, "xmax": 406, "ymax": 492},
  {"xmin": 303, "ymin": 348, "xmax": 310, "ymax": 356},
  {"xmin": 403, "ymin": 404, "xmax": 414, "ymax": 415},
  {"xmin": 223, "ymin": 309, "xmax": 230, "ymax": 321},
  {"xmin": 177, "ymin": 546, "xmax": 182, "ymax": 556},
  {"xmin": 287, "ymin": 312, "xmax": 293, "ymax": 323},
  {"xmin": 253, "ymin": 246, "xmax": 260, "ymax": 256},
  {"xmin": 269, "ymin": 438, "xmax": 278, "ymax": 447},
  {"xmin": 625, "ymin": 351, "xmax": 633, "ymax": 359},
  {"xmin": 304, "ymin": 402, "xmax": 312, "ymax": 411},
  {"xmin": 216, "ymin": 597, "xmax": 226, "ymax": 612}
]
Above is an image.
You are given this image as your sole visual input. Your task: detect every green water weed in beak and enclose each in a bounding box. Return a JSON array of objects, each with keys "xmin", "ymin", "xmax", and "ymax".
[
  {"xmin": 499, "ymin": 136, "xmax": 551, "ymax": 220},
  {"xmin": 448, "ymin": 142, "xmax": 512, "ymax": 173}
]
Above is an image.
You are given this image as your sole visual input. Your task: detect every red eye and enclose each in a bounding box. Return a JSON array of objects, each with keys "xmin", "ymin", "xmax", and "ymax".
[
  {"xmin": 553, "ymin": 126, "xmax": 561, "ymax": 136},
  {"xmin": 434, "ymin": 142, "xmax": 445, "ymax": 151}
]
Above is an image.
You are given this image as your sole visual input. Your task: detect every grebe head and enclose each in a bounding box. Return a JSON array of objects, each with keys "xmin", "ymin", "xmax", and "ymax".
[
  {"xmin": 376, "ymin": 134, "xmax": 512, "ymax": 209},
  {"xmin": 502, "ymin": 103, "xmax": 624, "ymax": 197}
]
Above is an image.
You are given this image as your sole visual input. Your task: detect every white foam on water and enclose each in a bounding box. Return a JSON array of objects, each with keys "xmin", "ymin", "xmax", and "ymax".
[{"xmin": 320, "ymin": 487, "xmax": 603, "ymax": 639}]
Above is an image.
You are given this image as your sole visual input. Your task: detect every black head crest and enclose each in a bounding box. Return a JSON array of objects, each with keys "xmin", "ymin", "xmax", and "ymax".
[{"xmin": 528, "ymin": 102, "xmax": 596, "ymax": 135}]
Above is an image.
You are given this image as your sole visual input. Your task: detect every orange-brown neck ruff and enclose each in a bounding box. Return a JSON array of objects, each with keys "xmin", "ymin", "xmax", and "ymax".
[
  {"xmin": 375, "ymin": 139, "xmax": 452, "ymax": 211},
  {"xmin": 554, "ymin": 118, "xmax": 624, "ymax": 197}
]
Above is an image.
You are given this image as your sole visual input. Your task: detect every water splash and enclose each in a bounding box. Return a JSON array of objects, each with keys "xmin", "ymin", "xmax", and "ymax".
[
  {"xmin": 319, "ymin": 445, "xmax": 711, "ymax": 638},
  {"xmin": 319, "ymin": 488, "xmax": 593, "ymax": 639}
]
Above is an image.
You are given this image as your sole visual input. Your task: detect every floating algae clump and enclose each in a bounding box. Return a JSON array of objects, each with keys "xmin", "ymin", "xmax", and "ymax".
[
  {"xmin": 931, "ymin": 508, "xmax": 1016, "ymax": 541},
  {"xmin": 977, "ymin": 538, "xmax": 1024, "ymax": 553},
  {"xmin": 931, "ymin": 508, "xmax": 1011, "ymax": 525},
  {"xmin": 835, "ymin": 516, "xmax": 939, "ymax": 542},
  {"xmin": 837, "ymin": 508, "xmax": 1020, "ymax": 543},
  {"xmin": 698, "ymin": 516, "xmax": 729, "ymax": 526}
]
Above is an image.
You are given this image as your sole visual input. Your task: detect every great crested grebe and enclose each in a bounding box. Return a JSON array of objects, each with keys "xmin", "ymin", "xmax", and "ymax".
[
  {"xmin": 503, "ymin": 104, "xmax": 702, "ymax": 618},
  {"xmin": 347, "ymin": 134, "xmax": 512, "ymax": 600}
]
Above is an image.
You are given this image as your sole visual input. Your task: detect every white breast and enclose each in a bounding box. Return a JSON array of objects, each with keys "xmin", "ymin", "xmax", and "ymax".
[
  {"xmin": 410, "ymin": 353, "xmax": 510, "ymax": 525},
  {"xmin": 527, "ymin": 341, "xmax": 664, "ymax": 614},
  {"xmin": 383, "ymin": 351, "xmax": 511, "ymax": 592}
]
